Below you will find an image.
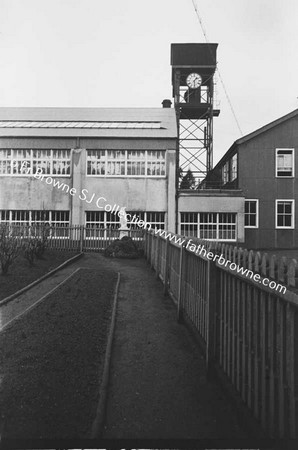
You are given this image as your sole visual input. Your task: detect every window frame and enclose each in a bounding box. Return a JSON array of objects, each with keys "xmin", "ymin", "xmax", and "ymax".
[
  {"xmin": 86, "ymin": 149, "xmax": 166, "ymax": 178},
  {"xmin": 244, "ymin": 199, "xmax": 259, "ymax": 229},
  {"xmin": 0, "ymin": 149, "xmax": 71, "ymax": 177},
  {"xmin": 180, "ymin": 212, "xmax": 237, "ymax": 241},
  {"xmin": 0, "ymin": 210, "xmax": 70, "ymax": 226},
  {"xmin": 230, "ymin": 153, "xmax": 238, "ymax": 181},
  {"xmin": 275, "ymin": 148, "xmax": 295, "ymax": 178},
  {"xmin": 85, "ymin": 211, "xmax": 165, "ymax": 230},
  {"xmin": 275, "ymin": 199, "xmax": 295, "ymax": 229}
]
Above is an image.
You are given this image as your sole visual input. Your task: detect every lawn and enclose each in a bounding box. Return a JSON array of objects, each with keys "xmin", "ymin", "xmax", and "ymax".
[
  {"xmin": 0, "ymin": 249, "xmax": 79, "ymax": 301},
  {"xmin": 0, "ymin": 267, "xmax": 117, "ymax": 439}
]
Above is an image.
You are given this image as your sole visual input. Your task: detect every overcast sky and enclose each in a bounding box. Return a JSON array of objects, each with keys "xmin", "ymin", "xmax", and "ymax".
[{"xmin": 0, "ymin": 0, "xmax": 297, "ymax": 163}]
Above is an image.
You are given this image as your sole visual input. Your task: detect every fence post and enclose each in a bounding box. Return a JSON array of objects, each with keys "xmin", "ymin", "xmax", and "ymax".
[
  {"xmin": 206, "ymin": 258, "xmax": 219, "ymax": 379},
  {"xmin": 79, "ymin": 225, "xmax": 84, "ymax": 253},
  {"xmin": 177, "ymin": 244, "xmax": 186, "ymax": 323},
  {"xmin": 155, "ymin": 235, "xmax": 160, "ymax": 279},
  {"xmin": 163, "ymin": 238, "xmax": 170, "ymax": 296}
]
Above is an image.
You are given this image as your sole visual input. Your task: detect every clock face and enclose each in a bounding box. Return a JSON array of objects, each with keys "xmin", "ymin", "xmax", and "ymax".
[{"xmin": 186, "ymin": 72, "xmax": 202, "ymax": 89}]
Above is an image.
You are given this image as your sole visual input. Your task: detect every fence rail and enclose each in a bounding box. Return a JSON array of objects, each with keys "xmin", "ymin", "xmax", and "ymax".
[{"xmin": 144, "ymin": 230, "xmax": 298, "ymax": 439}]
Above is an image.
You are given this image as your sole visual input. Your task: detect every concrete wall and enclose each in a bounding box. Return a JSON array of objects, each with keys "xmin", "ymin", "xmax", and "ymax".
[{"xmin": 238, "ymin": 115, "xmax": 298, "ymax": 249}]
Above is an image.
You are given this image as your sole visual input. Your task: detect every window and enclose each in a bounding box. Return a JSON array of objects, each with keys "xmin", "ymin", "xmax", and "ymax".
[
  {"xmin": 85, "ymin": 211, "xmax": 165, "ymax": 230},
  {"xmin": 127, "ymin": 211, "xmax": 165, "ymax": 230},
  {"xmin": 276, "ymin": 200, "xmax": 294, "ymax": 229},
  {"xmin": 276, "ymin": 149, "xmax": 294, "ymax": 177},
  {"xmin": 180, "ymin": 213, "xmax": 198, "ymax": 237},
  {"xmin": 86, "ymin": 150, "xmax": 166, "ymax": 177},
  {"xmin": 222, "ymin": 162, "xmax": 229, "ymax": 184},
  {"xmin": 0, "ymin": 210, "xmax": 69, "ymax": 226},
  {"xmin": 245, "ymin": 200, "xmax": 259, "ymax": 228},
  {"xmin": 231, "ymin": 153, "xmax": 238, "ymax": 181},
  {"xmin": 199, "ymin": 213, "xmax": 217, "ymax": 240},
  {"xmin": 85, "ymin": 211, "xmax": 120, "ymax": 228},
  {"xmin": 0, "ymin": 149, "xmax": 71, "ymax": 176},
  {"xmin": 180, "ymin": 212, "xmax": 237, "ymax": 241}
]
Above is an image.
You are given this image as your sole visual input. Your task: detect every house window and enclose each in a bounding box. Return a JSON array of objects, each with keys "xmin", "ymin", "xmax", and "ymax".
[
  {"xmin": 276, "ymin": 149, "xmax": 294, "ymax": 177},
  {"xmin": 231, "ymin": 153, "xmax": 238, "ymax": 181},
  {"xmin": 276, "ymin": 200, "xmax": 294, "ymax": 229},
  {"xmin": 0, "ymin": 149, "xmax": 71, "ymax": 176},
  {"xmin": 180, "ymin": 212, "xmax": 237, "ymax": 241},
  {"xmin": 86, "ymin": 150, "xmax": 166, "ymax": 177},
  {"xmin": 245, "ymin": 200, "xmax": 259, "ymax": 228},
  {"xmin": 222, "ymin": 162, "xmax": 229, "ymax": 184}
]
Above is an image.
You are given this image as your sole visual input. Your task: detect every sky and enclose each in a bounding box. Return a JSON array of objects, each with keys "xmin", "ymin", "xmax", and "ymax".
[{"xmin": 0, "ymin": 0, "xmax": 297, "ymax": 163}]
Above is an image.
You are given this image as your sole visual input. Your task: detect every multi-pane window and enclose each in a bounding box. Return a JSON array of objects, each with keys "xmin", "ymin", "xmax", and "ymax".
[
  {"xmin": 199, "ymin": 213, "xmax": 218, "ymax": 240},
  {"xmin": 127, "ymin": 152, "xmax": 145, "ymax": 176},
  {"xmin": 245, "ymin": 200, "xmax": 259, "ymax": 228},
  {"xmin": 180, "ymin": 212, "xmax": 237, "ymax": 241},
  {"xmin": 85, "ymin": 211, "xmax": 120, "ymax": 228},
  {"xmin": 276, "ymin": 200, "xmax": 294, "ymax": 228},
  {"xmin": 85, "ymin": 211, "xmax": 165, "ymax": 230},
  {"xmin": 217, "ymin": 213, "xmax": 236, "ymax": 240},
  {"xmin": 222, "ymin": 162, "xmax": 229, "ymax": 184},
  {"xmin": 127, "ymin": 211, "xmax": 165, "ymax": 229},
  {"xmin": 222, "ymin": 153, "xmax": 237, "ymax": 184},
  {"xmin": 231, "ymin": 153, "xmax": 238, "ymax": 181},
  {"xmin": 0, "ymin": 149, "xmax": 71, "ymax": 175},
  {"xmin": 180, "ymin": 213, "xmax": 198, "ymax": 237},
  {"xmin": 86, "ymin": 150, "xmax": 166, "ymax": 177},
  {"xmin": 0, "ymin": 210, "xmax": 69, "ymax": 226},
  {"xmin": 276, "ymin": 149, "xmax": 294, "ymax": 177}
]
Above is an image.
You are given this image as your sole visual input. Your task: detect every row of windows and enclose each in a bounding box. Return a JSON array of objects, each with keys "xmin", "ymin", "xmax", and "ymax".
[
  {"xmin": 0, "ymin": 210, "xmax": 165, "ymax": 229},
  {"xmin": 0, "ymin": 149, "xmax": 166, "ymax": 177},
  {"xmin": 245, "ymin": 199, "xmax": 295, "ymax": 229},
  {"xmin": 0, "ymin": 210, "xmax": 70, "ymax": 226},
  {"xmin": 85, "ymin": 211, "xmax": 165, "ymax": 229},
  {"xmin": 221, "ymin": 148, "xmax": 295, "ymax": 185},
  {"xmin": 180, "ymin": 213, "xmax": 237, "ymax": 241},
  {"xmin": 0, "ymin": 149, "xmax": 71, "ymax": 176},
  {"xmin": 86, "ymin": 150, "xmax": 165, "ymax": 177}
]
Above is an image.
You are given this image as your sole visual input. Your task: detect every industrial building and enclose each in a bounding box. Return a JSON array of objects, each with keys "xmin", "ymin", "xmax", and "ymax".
[
  {"xmin": 0, "ymin": 43, "xmax": 296, "ymax": 250},
  {"xmin": 0, "ymin": 107, "xmax": 176, "ymax": 232}
]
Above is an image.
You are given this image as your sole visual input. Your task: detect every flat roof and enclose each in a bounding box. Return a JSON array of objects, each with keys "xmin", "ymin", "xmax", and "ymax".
[{"xmin": 0, "ymin": 107, "xmax": 177, "ymax": 139}]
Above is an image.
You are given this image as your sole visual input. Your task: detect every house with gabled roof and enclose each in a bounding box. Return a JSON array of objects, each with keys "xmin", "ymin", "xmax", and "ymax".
[{"xmin": 203, "ymin": 108, "xmax": 298, "ymax": 249}]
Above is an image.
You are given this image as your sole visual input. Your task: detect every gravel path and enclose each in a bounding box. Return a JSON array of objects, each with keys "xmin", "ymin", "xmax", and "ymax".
[
  {"xmin": 0, "ymin": 263, "xmax": 117, "ymax": 439},
  {"xmin": 99, "ymin": 257, "xmax": 248, "ymax": 439}
]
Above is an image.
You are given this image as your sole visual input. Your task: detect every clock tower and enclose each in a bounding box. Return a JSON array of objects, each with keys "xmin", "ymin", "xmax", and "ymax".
[{"xmin": 171, "ymin": 43, "xmax": 220, "ymax": 188}]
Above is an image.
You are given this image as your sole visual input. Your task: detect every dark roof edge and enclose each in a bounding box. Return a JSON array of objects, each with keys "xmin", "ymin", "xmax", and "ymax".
[{"xmin": 212, "ymin": 108, "xmax": 298, "ymax": 172}]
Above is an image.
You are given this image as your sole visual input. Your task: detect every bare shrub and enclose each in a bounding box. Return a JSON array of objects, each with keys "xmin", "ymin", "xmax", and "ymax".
[
  {"xmin": 23, "ymin": 224, "xmax": 50, "ymax": 265},
  {"xmin": 0, "ymin": 224, "xmax": 23, "ymax": 274}
]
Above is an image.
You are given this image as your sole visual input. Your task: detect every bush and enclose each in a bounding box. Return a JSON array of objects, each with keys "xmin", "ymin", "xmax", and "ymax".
[
  {"xmin": 23, "ymin": 224, "xmax": 49, "ymax": 265},
  {"xmin": 104, "ymin": 236, "xmax": 141, "ymax": 259},
  {"xmin": 0, "ymin": 225, "xmax": 23, "ymax": 274}
]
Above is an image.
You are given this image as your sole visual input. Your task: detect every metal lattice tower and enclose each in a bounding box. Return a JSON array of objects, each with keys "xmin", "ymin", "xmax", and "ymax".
[{"xmin": 171, "ymin": 43, "xmax": 220, "ymax": 188}]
